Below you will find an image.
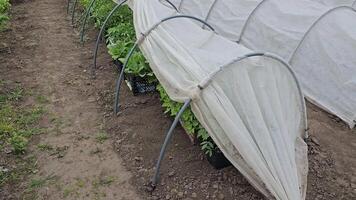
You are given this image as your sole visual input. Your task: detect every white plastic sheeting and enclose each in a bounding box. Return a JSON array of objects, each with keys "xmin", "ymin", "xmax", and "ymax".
[
  {"xmin": 124, "ymin": 0, "xmax": 309, "ymax": 199},
  {"xmin": 165, "ymin": 0, "xmax": 356, "ymax": 128},
  {"xmin": 312, "ymin": 0, "xmax": 356, "ymax": 6}
]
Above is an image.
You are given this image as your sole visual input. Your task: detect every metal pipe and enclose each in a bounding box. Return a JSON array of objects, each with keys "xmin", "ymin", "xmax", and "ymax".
[
  {"xmin": 92, "ymin": 0, "xmax": 128, "ymax": 77},
  {"xmin": 163, "ymin": 0, "xmax": 179, "ymax": 11},
  {"xmin": 113, "ymin": 14, "xmax": 215, "ymax": 113},
  {"xmin": 80, "ymin": 0, "xmax": 98, "ymax": 43},
  {"xmin": 288, "ymin": 6, "xmax": 355, "ymax": 62},
  {"xmin": 67, "ymin": 0, "xmax": 71, "ymax": 14},
  {"xmin": 71, "ymin": 0, "xmax": 78, "ymax": 25},
  {"xmin": 237, "ymin": 0, "xmax": 268, "ymax": 43},
  {"xmin": 150, "ymin": 99, "xmax": 191, "ymax": 188},
  {"xmin": 198, "ymin": 52, "xmax": 308, "ymax": 139},
  {"xmin": 202, "ymin": 0, "xmax": 218, "ymax": 29},
  {"xmin": 114, "ymin": 41, "xmax": 139, "ymax": 114}
]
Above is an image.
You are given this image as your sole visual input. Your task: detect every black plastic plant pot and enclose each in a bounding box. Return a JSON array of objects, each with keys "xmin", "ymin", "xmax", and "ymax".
[
  {"xmin": 207, "ymin": 148, "xmax": 232, "ymax": 170},
  {"xmin": 113, "ymin": 59, "xmax": 156, "ymax": 95},
  {"xmin": 113, "ymin": 59, "xmax": 123, "ymax": 72},
  {"xmin": 125, "ymin": 73, "xmax": 157, "ymax": 96}
]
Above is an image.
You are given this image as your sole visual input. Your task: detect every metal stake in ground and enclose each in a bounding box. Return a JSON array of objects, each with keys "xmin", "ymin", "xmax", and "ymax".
[
  {"xmin": 79, "ymin": 0, "xmax": 97, "ymax": 44},
  {"xmin": 149, "ymin": 99, "xmax": 191, "ymax": 189},
  {"xmin": 92, "ymin": 0, "xmax": 128, "ymax": 77},
  {"xmin": 71, "ymin": 0, "xmax": 78, "ymax": 25}
]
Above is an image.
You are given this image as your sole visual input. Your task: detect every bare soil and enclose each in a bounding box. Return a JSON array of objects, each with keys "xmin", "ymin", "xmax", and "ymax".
[{"xmin": 0, "ymin": 0, "xmax": 355, "ymax": 199}]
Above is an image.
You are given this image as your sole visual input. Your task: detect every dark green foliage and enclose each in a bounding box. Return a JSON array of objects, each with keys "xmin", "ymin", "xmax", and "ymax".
[
  {"xmin": 79, "ymin": 0, "xmax": 216, "ymax": 155},
  {"xmin": 0, "ymin": 0, "xmax": 10, "ymax": 30}
]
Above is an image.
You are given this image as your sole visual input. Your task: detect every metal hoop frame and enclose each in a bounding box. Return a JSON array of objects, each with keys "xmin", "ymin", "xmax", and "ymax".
[
  {"xmin": 202, "ymin": 0, "xmax": 218, "ymax": 29},
  {"xmin": 83, "ymin": 0, "xmax": 309, "ymax": 191},
  {"xmin": 113, "ymin": 14, "xmax": 215, "ymax": 113},
  {"xmin": 71, "ymin": 0, "xmax": 79, "ymax": 25},
  {"xmin": 67, "ymin": 0, "xmax": 71, "ymax": 14},
  {"xmin": 288, "ymin": 6, "xmax": 356, "ymax": 62},
  {"xmin": 111, "ymin": 10, "xmax": 307, "ymax": 190},
  {"xmin": 161, "ymin": 0, "xmax": 179, "ymax": 12},
  {"xmin": 198, "ymin": 52, "xmax": 308, "ymax": 139},
  {"xmin": 92, "ymin": 0, "xmax": 128, "ymax": 77},
  {"xmin": 150, "ymin": 99, "xmax": 191, "ymax": 188},
  {"xmin": 237, "ymin": 0, "xmax": 268, "ymax": 43},
  {"xmin": 79, "ymin": 0, "xmax": 97, "ymax": 43},
  {"xmin": 148, "ymin": 52, "xmax": 308, "ymax": 189},
  {"xmin": 92, "ymin": 0, "xmax": 179, "ymax": 76}
]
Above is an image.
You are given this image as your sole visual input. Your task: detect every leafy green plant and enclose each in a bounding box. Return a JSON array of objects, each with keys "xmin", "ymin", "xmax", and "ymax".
[
  {"xmin": 0, "ymin": 0, "xmax": 10, "ymax": 14},
  {"xmin": 0, "ymin": 87, "xmax": 45, "ymax": 154},
  {"xmin": 157, "ymin": 84, "xmax": 216, "ymax": 156},
  {"xmin": 82, "ymin": 0, "xmax": 132, "ymax": 28},
  {"xmin": 125, "ymin": 51, "xmax": 155, "ymax": 79},
  {"xmin": 79, "ymin": 0, "xmax": 216, "ymax": 156},
  {"xmin": 0, "ymin": 0, "xmax": 10, "ymax": 30}
]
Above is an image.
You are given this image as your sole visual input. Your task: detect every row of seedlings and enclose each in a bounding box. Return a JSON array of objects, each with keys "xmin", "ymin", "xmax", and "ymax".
[{"xmin": 73, "ymin": 0, "xmax": 230, "ymax": 169}]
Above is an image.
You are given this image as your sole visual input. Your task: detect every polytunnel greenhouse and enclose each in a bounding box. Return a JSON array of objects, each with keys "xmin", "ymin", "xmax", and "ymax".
[
  {"xmin": 165, "ymin": 0, "xmax": 356, "ymax": 128},
  {"xmin": 110, "ymin": 0, "xmax": 309, "ymax": 199},
  {"xmin": 1, "ymin": 0, "xmax": 356, "ymax": 199}
]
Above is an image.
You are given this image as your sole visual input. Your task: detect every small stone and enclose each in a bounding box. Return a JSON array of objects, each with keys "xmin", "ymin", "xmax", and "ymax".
[
  {"xmin": 165, "ymin": 194, "xmax": 171, "ymax": 199},
  {"xmin": 191, "ymin": 193, "xmax": 197, "ymax": 198},
  {"xmin": 168, "ymin": 171, "xmax": 175, "ymax": 177},
  {"xmin": 217, "ymin": 194, "xmax": 225, "ymax": 199},
  {"xmin": 213, "ymin": 184, "xmax": 219, "ymax": 189},
  {"xmin": 0, "ymin": 166, "xmax": 9, "ymax": 173},
  {"xmin": 336, "ymin": 178, "xmax": 349, "ymax": 187},
  {"xmin": 151, "ymin": 195, "xmax": 159, "ymax": 200},
  {"xmin": 134, "ymin": 157, "xmax": 142, "ymax": 162},
  {"xmin": 177, "ymin": 192, "xmax": 184, "ymax": 198},
  {"xmin": 311, "ymin": 137, "xmax": 320, "ymax": 146}
]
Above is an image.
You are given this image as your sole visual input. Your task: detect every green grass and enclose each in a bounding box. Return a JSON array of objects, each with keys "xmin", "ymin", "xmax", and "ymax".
[
  {"xmin": 0, "ymin": 0, "xmax": 10, "ymax": 31},
  {"xmin": 0, "ymin": 155, "xmax": 37, "ymax": 187},
  {"xmin": 0, "ymin": 84, "xmax": 47, "ymax": 190},
  {"xmin": 95, "ymin": 132, "xmax": 108, "ymax": 144},
  {"xmin": 0, "ymin": 90, "xmax": 46, "ymax": 153},
  {"xmin": 37, "ymin": 143, "xmax": 53, "ymax": 151},
  {"xmin": 35, "ymin": 95, "xmax": 49, "ymax": 104}
]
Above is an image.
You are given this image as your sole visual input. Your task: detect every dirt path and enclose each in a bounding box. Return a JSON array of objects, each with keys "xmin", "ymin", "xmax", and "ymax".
[
  {"xmin": 1, "ymin": 0, "xmax": 140, "ymax": 199},
  {"xmin": 0, "ymin": 0, "xmax": 355, "ymax": 200}
]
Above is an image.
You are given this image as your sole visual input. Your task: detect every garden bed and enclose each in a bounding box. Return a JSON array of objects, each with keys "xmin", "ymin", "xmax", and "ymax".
[{"xmin": 77, "ymin": 0, "xmax": 222, "ymax": 162}]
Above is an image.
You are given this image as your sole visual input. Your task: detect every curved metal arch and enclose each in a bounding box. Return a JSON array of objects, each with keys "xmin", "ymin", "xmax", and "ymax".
[
  {"xmin": 288, "ymin": 6, "xmax": 356, "ymax": 62},
  {"xmin": 71, "ymin": 0, "xmax": 79, "ymax": 25},
  {"xmin": 113, "ymin": 14, "xmax": 216, "ymax": 113},
  {"xmin": 79, "ymin": 0, "xmax": 97, "ymax": 43},
  {"xmin": 198, "ymin": 52, "xmax": 308, "ymax": 139},
  {"xmin": 92, "ymin": 0, "xmax": 128, "ymax": 77},
  {"xmin": 237, "ymin": 0, "xmax": 269, "ymax": 43},
  {"xmin": 67, "ymin": 0, "xmax": 71, "ymax": 14},
  {"xmin": 162, "ymin": 0, "xmax": 179, "ymax": 12},
  {"xmin": 150, "ymin": 99, "xmax": 191, "ymax": 188},
  {"xmin": 202, "ymin": 0, "xmax": 218, "ymax": 29}
]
